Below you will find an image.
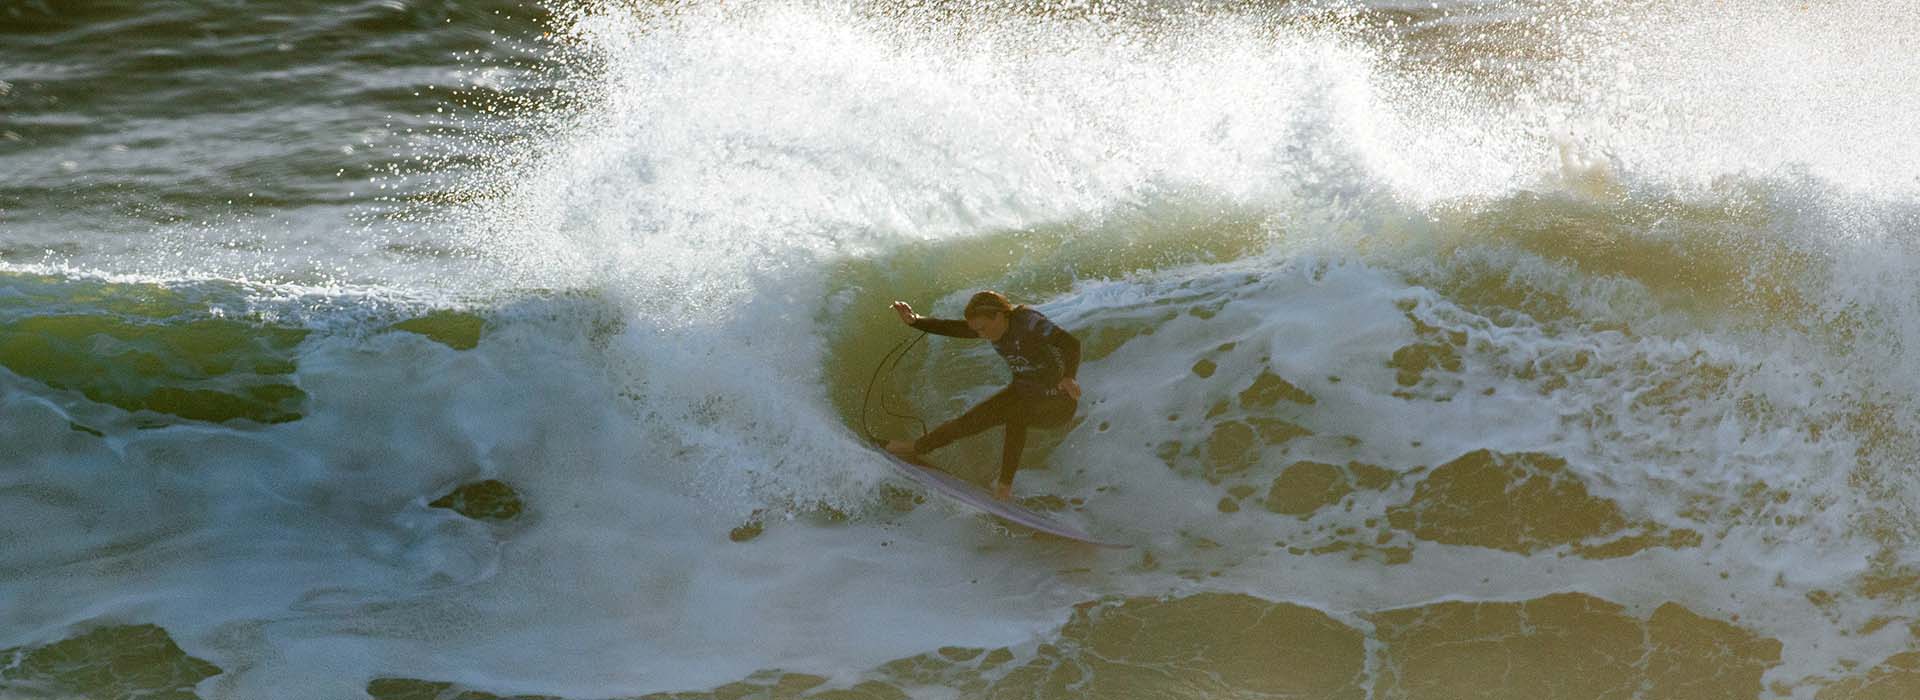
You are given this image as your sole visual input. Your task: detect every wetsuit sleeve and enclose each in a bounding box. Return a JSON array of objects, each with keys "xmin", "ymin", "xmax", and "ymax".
[
  {"xmin": 909, "ymin": 316, "xmax": 978, "ymax": 339},
  {"xmin": 1049, "ymin": 325, "xmax": 1081, "ymax": 379}
]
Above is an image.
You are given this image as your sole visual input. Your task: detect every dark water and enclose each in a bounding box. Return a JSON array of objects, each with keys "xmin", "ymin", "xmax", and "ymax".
[{"xmin": 1, "ymin": 0, "xmax": 552, "ymax": 277}]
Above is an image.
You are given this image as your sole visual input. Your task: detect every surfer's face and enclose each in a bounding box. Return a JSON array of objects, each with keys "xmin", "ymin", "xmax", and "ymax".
[{"xmin": 967, "ymin": 312, "xmax": 1009, "ymax": 341}]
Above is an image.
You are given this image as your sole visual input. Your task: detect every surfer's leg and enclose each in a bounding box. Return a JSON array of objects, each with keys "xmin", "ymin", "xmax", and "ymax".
[
  {"xmin": 993, "ymin": 396, "xmax": 1073, "ymax": 497},
  {"xmin": 913, "ymin": 388, "xmax": 1018, "ymax": 454},
  {"xmin": 1030, "ymin": 395, "xmax": 1077, "ymax": 428},
  {"xmin": 998, "ymin": 421, "xmax": 1028, "ymax": 488}
]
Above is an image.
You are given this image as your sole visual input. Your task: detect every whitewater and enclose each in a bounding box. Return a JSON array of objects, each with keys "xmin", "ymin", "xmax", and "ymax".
[{"xmin": 4, "ymin": 1, "xmax": 1920, "ymax": 698}]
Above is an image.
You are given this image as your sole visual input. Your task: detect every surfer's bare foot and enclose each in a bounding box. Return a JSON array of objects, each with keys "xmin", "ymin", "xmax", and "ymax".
[
  {"xmin": 884, "ymin": 440, "xmax": 917, "ymax": 456},
  {"xmin": 993, "ymin": 480, "xmax": 1013, "ymax": 501}
]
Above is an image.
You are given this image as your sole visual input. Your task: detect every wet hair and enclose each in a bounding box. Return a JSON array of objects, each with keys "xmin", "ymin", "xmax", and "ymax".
[{"xmin": 962, "ymin": 290, "xmax": 1018, "ymax": 320}]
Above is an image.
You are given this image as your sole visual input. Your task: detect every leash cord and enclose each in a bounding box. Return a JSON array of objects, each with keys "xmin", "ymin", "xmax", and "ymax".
[{"xmin": 860, "ymin": 331, "xmax": 928, "ymax": 442}]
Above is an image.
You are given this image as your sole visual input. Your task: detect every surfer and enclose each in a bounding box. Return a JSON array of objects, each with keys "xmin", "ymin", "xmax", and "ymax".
[{"xmin": 885, "ymin": 291, "xmax": 1082, "ymax": 500}]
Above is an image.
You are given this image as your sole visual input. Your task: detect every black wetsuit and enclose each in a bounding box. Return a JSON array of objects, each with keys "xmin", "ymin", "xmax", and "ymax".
[{"xmin": 910, "ymin": 307, "xmax": 1081, "ymax": 484}]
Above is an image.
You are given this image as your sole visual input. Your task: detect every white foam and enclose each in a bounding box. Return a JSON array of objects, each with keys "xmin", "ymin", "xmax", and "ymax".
[
  {"xmin": 0, "ymin": 310, "xmax": 1116, "ymax": 698},
  {"xmin": 1001, "ymin": 250, "xmax": 1901, "ymax": 685},
  {"xmin": 9, "ymin": 1, "xmax": 1920, "ymax": 696}
]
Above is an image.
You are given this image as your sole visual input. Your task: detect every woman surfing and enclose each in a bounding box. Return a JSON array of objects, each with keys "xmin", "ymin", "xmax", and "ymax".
[{"xmin": 885, "ymin": 291, "xmax": 1083, "ymax": 500}]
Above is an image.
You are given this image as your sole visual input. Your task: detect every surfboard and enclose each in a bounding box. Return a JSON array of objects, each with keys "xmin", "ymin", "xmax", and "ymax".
[{"xmin": 873, "ymin": 443, "xmax": 1129, "ymax": 548}]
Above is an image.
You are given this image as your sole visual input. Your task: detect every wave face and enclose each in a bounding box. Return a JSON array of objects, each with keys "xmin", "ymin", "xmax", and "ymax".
[{"xmin": 5, "ymin": 1, "xmax": 1920, "ymax": 698}]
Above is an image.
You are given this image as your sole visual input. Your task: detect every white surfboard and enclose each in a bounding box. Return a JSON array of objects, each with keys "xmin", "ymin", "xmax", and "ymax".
[{"xmin": 874, "ymin": 443, "xmax": 1129, "ymax": 548}]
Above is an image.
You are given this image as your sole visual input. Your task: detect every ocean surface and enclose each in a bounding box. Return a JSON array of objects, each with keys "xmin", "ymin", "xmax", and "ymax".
[{"xmin": 4, "ymin": 1, "xmax": 1920, "ymax": 698}]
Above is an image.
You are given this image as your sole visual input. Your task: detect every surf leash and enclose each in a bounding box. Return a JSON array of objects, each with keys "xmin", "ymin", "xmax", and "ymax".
[{"xmin": 860, "ymin": 331, "xmax": 929, "ymax": 443}]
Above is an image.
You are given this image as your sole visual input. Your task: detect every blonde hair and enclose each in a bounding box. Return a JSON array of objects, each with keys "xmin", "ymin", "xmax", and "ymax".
[{"xmin": 962, "ymin": 290, "xmax": 1017, "ymax": 320}]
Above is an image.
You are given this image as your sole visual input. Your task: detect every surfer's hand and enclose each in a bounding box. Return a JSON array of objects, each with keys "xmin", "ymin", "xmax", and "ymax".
[
  {"xmin": 884, "ymin": 439, "xmax": 918, "ymax": 456},
  {"xmin": 1057, "ymin": 377, "xmax": 1081, "ymax": 400},
  {"xmin": 890, "ymin": 301, "xmax": 918, "ymax": 326}
]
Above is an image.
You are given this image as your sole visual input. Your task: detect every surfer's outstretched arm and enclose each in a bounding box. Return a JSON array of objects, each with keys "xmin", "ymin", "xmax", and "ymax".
[
  {"xmin": 891, "ymin": 300, "xmax": 980, "ymax": 338},
  {"xmin": 883, "ymin": 299, "xmax": 975, "ymax": 337},
  {"xmin": 909, "ymin": 316, "xmax": 976, "ymax": 338}
]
